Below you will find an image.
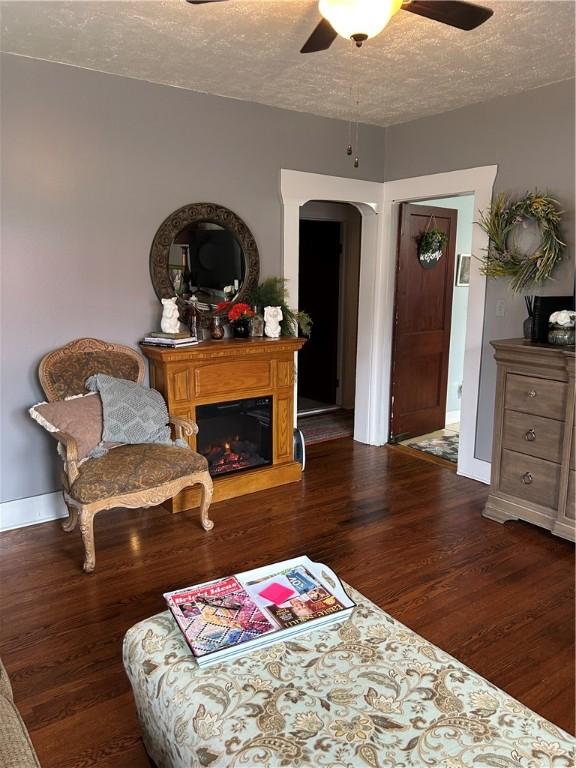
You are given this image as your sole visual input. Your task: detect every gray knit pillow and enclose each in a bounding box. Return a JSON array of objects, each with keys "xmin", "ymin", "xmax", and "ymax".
[{"xmin": 86, "ymin": 373, "xmax": 172, "ymax": 445}]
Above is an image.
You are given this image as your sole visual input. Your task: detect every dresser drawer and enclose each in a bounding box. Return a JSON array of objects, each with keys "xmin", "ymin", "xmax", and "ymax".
[
  {"xmin": 505, "ymin": 373, "xmax": 567, "ymax": 420},
  {"xmin": 500, "ymin": 449, "xmax": 560, "ymax": 511},
  {"xmin": 502, "ymin": 410, "xmax": 564, "ymax": 463}
]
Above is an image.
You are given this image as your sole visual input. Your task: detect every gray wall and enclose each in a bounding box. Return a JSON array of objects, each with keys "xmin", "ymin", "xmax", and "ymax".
[
  {"xmin": 413, "ymin": 195, "xmax": 474, "ymax": 418},
  {"xmin": 0, "ymin": 53, "xmax": 385, "ymax": 504},
  {"xmin": 384, "ymin": 79, "xmax": 576, "ymax": 461}
]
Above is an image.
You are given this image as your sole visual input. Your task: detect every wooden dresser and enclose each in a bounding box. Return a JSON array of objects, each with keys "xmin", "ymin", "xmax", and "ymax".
[
  {"xmin": 141, "ymin": 336, "xmax": 306, "ymax": 512},
  {"xmin": 484, "ymin": 339, "xmax": 575, "ymax": 541}
]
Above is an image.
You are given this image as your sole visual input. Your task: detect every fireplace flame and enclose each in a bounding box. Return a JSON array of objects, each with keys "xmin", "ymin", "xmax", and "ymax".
[
  {"xmin": 196, "ymin": 398, "xmax": 272, "ymax": 478},
  {"xmin": 203, "ymin": 436, "xmax": 268, "ymax": 476}
]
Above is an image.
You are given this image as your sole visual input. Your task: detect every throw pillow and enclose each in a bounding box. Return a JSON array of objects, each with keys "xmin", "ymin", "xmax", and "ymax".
[
  {"xmin": 86, "ymin": 373, "xmax": 172, "ymax": 445},
  {"xmin": 29, "ymin": 393, "xmax": 104, "ymax": 461}
]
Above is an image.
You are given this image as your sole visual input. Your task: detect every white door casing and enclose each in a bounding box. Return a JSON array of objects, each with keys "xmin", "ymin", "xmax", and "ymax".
[
  {"xmin": 281, "ymin": 170, "xmax": 383, "ymax": 444},
  {"xmin": 382, "ymin": 166, "xmax": 497, "ymax": 483},
  {"xmin": 281, "ymin": 165, "xmax": 497, "ymax": 483}
]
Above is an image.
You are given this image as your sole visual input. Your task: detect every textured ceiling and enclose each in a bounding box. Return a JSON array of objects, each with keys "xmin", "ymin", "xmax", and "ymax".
[{"xmin": 1, "ymin": 0, "xmax": 574, "ymax": 126}]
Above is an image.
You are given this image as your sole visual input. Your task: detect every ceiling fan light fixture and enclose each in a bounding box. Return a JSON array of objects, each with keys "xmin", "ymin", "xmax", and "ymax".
[{"xmin": 318, "ymin": 0, "xmax": 403, "ymax": 45}]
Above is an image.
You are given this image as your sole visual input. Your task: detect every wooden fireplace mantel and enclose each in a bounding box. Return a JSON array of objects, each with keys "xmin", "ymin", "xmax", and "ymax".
[{"xmin": 141, "ymin": 336, "xmax": 306, "ymax": 511}]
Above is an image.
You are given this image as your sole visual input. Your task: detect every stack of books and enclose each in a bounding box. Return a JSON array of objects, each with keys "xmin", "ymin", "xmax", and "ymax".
[
  {"xmin": 164, "ymin": 556, "xmax": 355, "ymax": 667},
  {"xmin": 141, "ymin": 332, "xmax": 199, "ymax": 348}
]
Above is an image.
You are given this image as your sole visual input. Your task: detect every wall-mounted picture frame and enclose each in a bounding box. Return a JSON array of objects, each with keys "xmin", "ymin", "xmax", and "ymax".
[{"xmin": 456, "ymin": 253, "xmax": 471, "ymax": 287}]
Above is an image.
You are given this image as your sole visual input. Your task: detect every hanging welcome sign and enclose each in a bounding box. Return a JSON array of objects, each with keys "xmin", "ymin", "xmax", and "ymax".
[{"xmin": 418, "ymin": 223, "xmax": 448, "ymax": 269}]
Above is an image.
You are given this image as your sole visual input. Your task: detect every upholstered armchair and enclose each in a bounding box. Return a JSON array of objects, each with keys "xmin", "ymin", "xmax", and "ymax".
[{"xmin": 36, "ymin": 338, "xmax": 213, "ymax": 572}]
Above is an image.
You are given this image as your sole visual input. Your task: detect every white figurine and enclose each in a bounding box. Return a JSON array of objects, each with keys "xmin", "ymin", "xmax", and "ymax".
[
  {"xmin": 264, "ymin": 306, "xmax": 283, "ymax": 338},
  {"xmin": 161, "ymin": 297, "xmax": 183, "ymax": 334}
]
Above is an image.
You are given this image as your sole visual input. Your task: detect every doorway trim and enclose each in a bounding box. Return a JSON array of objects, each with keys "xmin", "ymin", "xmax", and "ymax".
[
  {"xmin": 281, "ymin": 170, "xmax": 383, "ymax": 444},
  {"xmin": 382, "ymin": 166, "xmax": 497, "ymax": 483},
  {"xmin": 281, "ymin": 165, "xmax": 497, "ymax": 484}
]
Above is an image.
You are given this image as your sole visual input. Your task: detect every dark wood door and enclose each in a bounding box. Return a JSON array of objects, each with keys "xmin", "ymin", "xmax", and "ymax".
[
  {"xmin": 298, "ymin": 219, "xmax": 341, "ymax": 404},
  {"xmin": 390, "ymin": 203, "xmax": 458, "ymax": 441}
]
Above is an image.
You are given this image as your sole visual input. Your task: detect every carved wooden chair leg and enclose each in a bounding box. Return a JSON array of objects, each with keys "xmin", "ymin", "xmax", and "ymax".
[
  {"xmin": 61, "ymin": 498, "xmax": 79, "ymax": 532},
  {"xmin": 79, "ymin": 509, "xmax": 97, "ymax": 573},
  {"xmin": 199, "ymin": 473, "xmax": 214, "ymax": 531}
]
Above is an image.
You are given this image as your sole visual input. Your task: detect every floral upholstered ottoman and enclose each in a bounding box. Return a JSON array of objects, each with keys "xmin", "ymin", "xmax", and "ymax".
[{"xmin": 123, "ymin": 586, "xmax": 575, "ymax": 768}]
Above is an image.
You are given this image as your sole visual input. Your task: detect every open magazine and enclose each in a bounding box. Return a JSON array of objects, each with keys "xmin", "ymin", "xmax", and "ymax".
[{"xmin": 164, "ymin": 556, "xmax": 355, "ymax": 666}]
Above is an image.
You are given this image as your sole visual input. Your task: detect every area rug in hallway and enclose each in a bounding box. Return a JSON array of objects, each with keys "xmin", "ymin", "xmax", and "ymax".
[
  {"xmin": 409, "ymin": 433, "xmax": 459, "ymax": 463},
  {"xmin": 298, "ymin": 409, "xmax": 354, "ymax": 445},
  {"xmin": 124, "ymin": 583, "xmax": 575, "ymax": 768}
]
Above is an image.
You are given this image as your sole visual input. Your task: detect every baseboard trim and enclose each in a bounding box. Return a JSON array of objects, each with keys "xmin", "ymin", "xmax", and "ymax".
[{"xmin": 0, "ymin": 491, "xmax": 67, "ymax": 532}]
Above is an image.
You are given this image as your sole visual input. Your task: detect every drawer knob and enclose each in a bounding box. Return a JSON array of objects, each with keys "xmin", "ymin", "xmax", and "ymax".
[
  {"xmin": 524, "ymin": 428, "xmax": 536, "ymax": 442},
  {"xmin": 522, "ymin": 472, "xmax": 533, "ymax": 485},
  {"xmin": 528, "ymin": 389, "xmax": 537, "ymax": 398}
]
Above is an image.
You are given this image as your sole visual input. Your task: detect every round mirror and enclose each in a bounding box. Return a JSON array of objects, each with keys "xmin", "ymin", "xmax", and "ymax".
[
  {"xmin": 170, "ymin": 221, "xmax": 244, "ymax": 305},
  {"xmin": 149, "ymin": 202, "xmax": 259, "ymax": 310}
]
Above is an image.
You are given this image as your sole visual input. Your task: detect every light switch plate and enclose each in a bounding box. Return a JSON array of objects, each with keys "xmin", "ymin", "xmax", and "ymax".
[{"xmin": 495, "ymin": 299, "xmax": 506, "ymax": 317}]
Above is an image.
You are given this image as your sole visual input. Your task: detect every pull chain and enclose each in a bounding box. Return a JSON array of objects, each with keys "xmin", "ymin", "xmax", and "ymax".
[
  {"xmin": 345, "ymin": 81, "xmax": 361, "ymax": 168},
  {"xmin": 346, "ymin": 85, "xmax": 353, "ymax": 156},
  {"xmin": 354, "ymin": 83, "xmax": 360, "ymax": 168}
]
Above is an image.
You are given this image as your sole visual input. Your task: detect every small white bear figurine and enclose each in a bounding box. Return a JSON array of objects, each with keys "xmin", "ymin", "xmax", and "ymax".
[
  {"xmin": 264, "ymin": 306, "xmax": 283, "ymax": 338},
  {"xmin": 161, "ymin": 297, "xmax": 183, "ymax": 334}
]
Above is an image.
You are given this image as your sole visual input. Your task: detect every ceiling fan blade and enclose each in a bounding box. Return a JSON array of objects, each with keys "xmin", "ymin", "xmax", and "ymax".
[
  {"xmin": 402, "ymin": 1, "xmax": 493, "ymax": 31},
  {"xmin": 300, "ymin": 18, "xmax": 338, "ymax": 54}
]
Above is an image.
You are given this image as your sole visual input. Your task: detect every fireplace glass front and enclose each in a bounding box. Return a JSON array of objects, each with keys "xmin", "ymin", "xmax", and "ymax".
[{"xmin": 196, "ymin": 396, "xmax": 273, "ymax": 477}]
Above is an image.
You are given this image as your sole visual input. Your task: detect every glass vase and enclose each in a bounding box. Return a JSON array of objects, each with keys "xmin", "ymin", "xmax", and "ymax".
[
  {"xmin": 210, "ymin": 316, "xmax": 225, "ymax": 340},
  {"xmin": 547, "ymin": 324, "xmax": 575, "ymax": 346},
  {"xmin": 250, "ymin": 308, "xmax": 264, "ymax": 337}
]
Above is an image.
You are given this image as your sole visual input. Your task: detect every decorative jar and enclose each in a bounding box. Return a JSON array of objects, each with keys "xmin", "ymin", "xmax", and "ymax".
[
  {"xmin": 547, "ymin": 310, "xmax": 576, "ymax": 346},
  {"xmin": 250, "ymin": 307, "xmax": 264, "ymax": 337},
  {"xmin": 547, "ymin": 325, "xmax": 575, "ymax": 346},
  {"xmin": 210, "ymin": 316, "xmax": 225, "ymax": 340},
  {"xmin": 232, "ymin": 319, "xmax": 251, "ymax": 339}
]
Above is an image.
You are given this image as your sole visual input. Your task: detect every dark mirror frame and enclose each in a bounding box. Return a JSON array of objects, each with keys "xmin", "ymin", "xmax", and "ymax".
[{"xmin": 149, "ymin": 202, "xmax": 260, "ymax": 308}]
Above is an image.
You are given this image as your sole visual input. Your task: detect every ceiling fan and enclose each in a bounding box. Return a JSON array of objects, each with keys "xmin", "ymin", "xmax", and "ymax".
[{"xmin": 185, "ymin": 0, "xmax": 494, "ymax": 53}]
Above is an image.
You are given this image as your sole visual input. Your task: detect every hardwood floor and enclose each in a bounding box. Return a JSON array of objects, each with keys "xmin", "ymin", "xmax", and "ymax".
[{"xmin": 1, "ymin": 439, "xmax": 574, "ymax": 767}]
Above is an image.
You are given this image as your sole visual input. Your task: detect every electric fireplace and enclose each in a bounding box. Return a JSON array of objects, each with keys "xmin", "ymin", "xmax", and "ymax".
[
  {"xmin": 142, "ymin": 336, "xmax": 305, "ymax": 511},
  {"xmin": 196, "ymin": 396, "xmax": 273, "ymax": 477}
]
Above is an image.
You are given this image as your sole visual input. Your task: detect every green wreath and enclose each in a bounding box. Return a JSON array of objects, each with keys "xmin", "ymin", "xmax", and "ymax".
[
  {"xmin": 418, "ymin": 229, "xmax": 448, "ymax": 258},
  {"xmin": 478, "ymin": 191, "xmax": 565, "ymax": 292}
]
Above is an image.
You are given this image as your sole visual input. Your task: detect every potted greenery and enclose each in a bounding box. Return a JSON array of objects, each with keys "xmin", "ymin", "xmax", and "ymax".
[{"xmin": 250, "ymin": 277, "xmax": 312, "ymax": 337}]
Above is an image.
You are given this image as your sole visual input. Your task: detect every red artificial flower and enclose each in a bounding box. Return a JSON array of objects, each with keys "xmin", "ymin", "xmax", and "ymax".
[
  {"xmin": 228, "ymin": 303, "xmax": 255, "ymax": 323},
  {"xmin": 215, "ymin": 301, "xmax": 231, "ymax": 313}
]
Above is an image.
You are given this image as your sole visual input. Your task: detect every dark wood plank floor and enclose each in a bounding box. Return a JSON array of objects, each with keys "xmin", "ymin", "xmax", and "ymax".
[{"xmin": 1, "ymin": 440, "xmax": 574, "ymax": 767}]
